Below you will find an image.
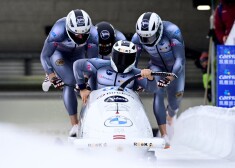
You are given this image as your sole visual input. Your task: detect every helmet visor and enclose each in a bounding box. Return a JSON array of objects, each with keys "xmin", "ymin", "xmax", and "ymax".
[
  {"xmin": 138, "ymin": 24, "xmax": 162, "ymax": 45},
  {"xmin": 139, "ymin": 34, "xmax": 157, "ymax": 45},
  {"xmin": 68, "ymin": 30, "xmax": 90, "ymax": 45},
  {"xmin": 112, "ymin": 50, "xmax": 136, "ymax": 73},
  {"xmin": 99, "ymin": 43, "xmax": 113, "ymax": 56}
]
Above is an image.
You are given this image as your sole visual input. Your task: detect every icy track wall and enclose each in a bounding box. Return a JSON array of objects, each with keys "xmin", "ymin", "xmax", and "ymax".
[{"xmin": 174, "ymin": 106, "xmax": 235, "ymax": 161}]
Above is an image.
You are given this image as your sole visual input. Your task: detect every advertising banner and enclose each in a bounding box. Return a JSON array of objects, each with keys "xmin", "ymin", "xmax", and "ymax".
[{"xmin": 217, "ymin": 45, "xmax": 235, "ymax": 108}]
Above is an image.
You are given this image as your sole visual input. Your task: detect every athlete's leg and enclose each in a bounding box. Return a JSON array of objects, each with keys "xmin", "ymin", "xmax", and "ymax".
[
  {"xmin": 165, "ymin": 69, "xmax": 185, "ymax": 140},
  {"xmin": 63, "ymin": 86, "xmax": 78, "ymax": 124},
  {"xmin": 149, "ymin": 65, "xmax": 168, "ymax": 136},
  {"xmin": 50, "ymin": 51, "xmax": 78, "ymax": 126},
  {"xmin": 166, "ymin": 68, "xmax": 185, "ymax": 119}
]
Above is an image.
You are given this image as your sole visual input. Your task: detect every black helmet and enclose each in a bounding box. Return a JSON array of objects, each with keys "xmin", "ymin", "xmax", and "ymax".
[
  {"xmin": 111, "ymin": 40, "xmax": 137, "ymax": 73},
  {"xmin": 96, "ymin": 21, "xmax": 116, "ymax": 56}
]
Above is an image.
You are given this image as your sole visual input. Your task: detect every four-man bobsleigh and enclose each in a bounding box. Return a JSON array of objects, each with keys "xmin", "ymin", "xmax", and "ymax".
[{"xmin": 68, "ymin": 72, "xmax": 177, "ymax": 159}]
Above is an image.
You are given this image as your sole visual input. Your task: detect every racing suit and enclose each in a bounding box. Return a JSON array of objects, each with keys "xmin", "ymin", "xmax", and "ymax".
[
  {"xmin": 131, "ymin": 21, "xmax": 185, "ymax": 125},
  {"xmin": 40, "ymin": 17, "xmax": 99, "ymax": 116},
  {"xmin": 73, "ymin": 58, "xmax": 157, "ymax": 92}
]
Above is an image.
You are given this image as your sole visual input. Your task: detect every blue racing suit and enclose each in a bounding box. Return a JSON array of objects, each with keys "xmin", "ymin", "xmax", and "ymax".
[
  {"xmin": 132, "ymin": 21, "xmax": 185, "ymax": 125},
  {"xmin": 98, "ymin": 29, "xmax": 126, "ymax": 60},
  {"xmin": 40, "ymin": 17, "xmax": 99, "ymax": 116},
  {"xmin": 73, "ymin": 58, "xmax": 157, "ymax": 92}
]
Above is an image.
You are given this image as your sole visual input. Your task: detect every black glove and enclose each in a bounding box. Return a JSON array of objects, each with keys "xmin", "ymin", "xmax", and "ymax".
[
  {"xmin": 157, "ymin": 77, "xmax": 171, "ymax": 88},
  {"xmin": 51, "ymin": 77, "xmax": 64, "ymax": 89},
  {"xmin": 136, "ymin": 86, "xmax": 145, "ymax": 92},
  {"xmin": 74, "ymin": 83, "xmax": 91, "ymax": 92}
]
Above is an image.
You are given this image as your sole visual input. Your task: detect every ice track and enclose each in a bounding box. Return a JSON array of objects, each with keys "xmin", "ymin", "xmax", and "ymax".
[{"xmin": 0, "ymin": 98, "xmax": 235, "ymax": 168}]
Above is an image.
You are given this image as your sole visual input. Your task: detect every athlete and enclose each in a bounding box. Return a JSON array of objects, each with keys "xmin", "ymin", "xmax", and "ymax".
[
  {"xmin": 96, "ymin": 21, "xmax": 126, "ymax": 60},
  {"xmin": 73, "ymin": 40, "xmax": 157, "ymax": 104},
  {"xmin": 43, "ymin": 21, "xmax": 125, "ymax": 91},
  {"xmin": 131, "ymin": 12, "xmax": 185, "ymax": 148},
  {"xmin": 40, "ymin": 9, "xmax": 99, "ymax": 137}
]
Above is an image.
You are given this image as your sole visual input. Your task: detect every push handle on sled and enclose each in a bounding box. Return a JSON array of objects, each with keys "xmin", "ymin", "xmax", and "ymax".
[{"xmin": 118, "ymin": 71, "xmax": 177, "ymax": 91}]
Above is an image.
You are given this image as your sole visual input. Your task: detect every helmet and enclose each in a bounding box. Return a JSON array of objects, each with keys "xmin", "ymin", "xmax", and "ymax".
[
  {"xmin": 66, "ymin": 9, "xmax": 92, "ymax": 45},
  {"xmin": 136, "ymin": 12, "xmax": 163, "ymax": 46},
  {"xmin": 96, "ymin": 21, "xmax": 116, "ymax": 56},
  {"xmin": 111, "ymin": 40, "xmax": 137, "ymax": 73}
]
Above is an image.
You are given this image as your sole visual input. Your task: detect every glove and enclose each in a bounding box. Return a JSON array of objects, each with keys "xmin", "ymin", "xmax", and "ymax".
[
  {"xmin": 51, "ymin": 77, "xmax": 64, "ymax": 89},
  {"xmin": 136, "ymin": 86, "xmax": 145, "ymax": 92},
  {"xmin": 157, "ymin": 77, "xmax": 171, "ymax": 88},
  {"xmin": 74, "ymin": 83, "xmax": 91, "ymax": 92}
]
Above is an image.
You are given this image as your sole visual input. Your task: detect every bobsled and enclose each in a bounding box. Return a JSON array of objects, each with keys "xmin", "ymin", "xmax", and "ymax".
[{"xmin": 68, "ymin": 72, "xmax": 177, "ymax": 159}]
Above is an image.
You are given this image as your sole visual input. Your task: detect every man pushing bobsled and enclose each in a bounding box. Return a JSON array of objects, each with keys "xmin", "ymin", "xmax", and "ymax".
[
  {"xmin": 72, "ymin": 40, "xmax": 176, "ymax": 150},
  {"xmin": 73, "ymin": 40, "xmax": 157, "ymax": 104}
]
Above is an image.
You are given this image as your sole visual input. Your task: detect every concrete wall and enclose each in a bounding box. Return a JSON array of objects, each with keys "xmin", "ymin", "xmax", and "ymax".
[{"xmin": 0, "ymin": 0, "xmax": 211, "ymax": 52}]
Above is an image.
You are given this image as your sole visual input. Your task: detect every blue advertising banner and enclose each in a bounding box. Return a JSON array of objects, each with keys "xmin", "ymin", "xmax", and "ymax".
[{"xmin": 217, "ymin": 45, "xmax": 235, "ymax": 108}]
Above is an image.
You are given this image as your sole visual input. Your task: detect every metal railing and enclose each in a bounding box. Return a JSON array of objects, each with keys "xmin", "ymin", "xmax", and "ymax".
[{"xmin": 0, "ymin": 53, "xmax": 43, "ymax": 77}]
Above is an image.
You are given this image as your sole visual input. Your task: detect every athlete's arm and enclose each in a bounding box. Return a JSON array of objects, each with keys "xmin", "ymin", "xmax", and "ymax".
[
  {"xmin": 40, "ymin": 38, "xmax": 57, "ymax": 75},
  {"xmin": 86, "ymin": 26, "xmax": 99, "ymax": 58},
  {"xmin": 73, "ymin": 59, "xmax": 95, "ymax": 88},
  {"xmin": 133, "ymin": 68, "xmax": 157, "ymax": 92},
  {"xmin": 165, "ymin": 23, "xmax": 185, "ymax": 77},
  {"xmin": 40, "ymin": 18, "xmax": 65, "ymax": 76}
]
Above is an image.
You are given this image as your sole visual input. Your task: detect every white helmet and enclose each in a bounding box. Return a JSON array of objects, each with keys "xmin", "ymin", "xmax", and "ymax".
[
  {"xmin": 111, "ymin": 40, "xmax": 137, "ymax": 73},
  {"xmin": 136, "ymin": 12, "xmax": 163, "ymax": 46},
  {"xmin": 66, "ymin": 9, "xmax": 92, "ymax": 45}
]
